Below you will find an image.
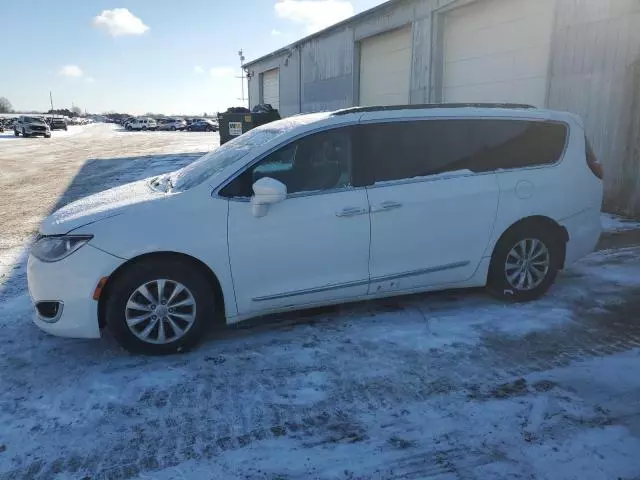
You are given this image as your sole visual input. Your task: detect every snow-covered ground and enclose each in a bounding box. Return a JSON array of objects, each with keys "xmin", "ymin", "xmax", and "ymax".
[
  {"xmin": 601, "ymin": 212, "xmax": 640, "ymax": 233},
  {"xmin": 1, "ymin": 124, "xmax": 640, "ymax": 479}
]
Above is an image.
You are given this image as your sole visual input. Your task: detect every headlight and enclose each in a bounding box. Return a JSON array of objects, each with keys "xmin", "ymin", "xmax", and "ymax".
[{"xmin": 30, "ymin": 235, "xmax": 93, "ymax": 262}]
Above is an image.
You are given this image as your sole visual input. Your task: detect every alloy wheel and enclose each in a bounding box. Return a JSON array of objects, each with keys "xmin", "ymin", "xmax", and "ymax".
[
  {"xmin": 504, "ymin": 238, "xmax": 550, "ymax": 291},
  {"xmin": 125, "ymin": 279, "xmax": 197, "ymax": 344}
]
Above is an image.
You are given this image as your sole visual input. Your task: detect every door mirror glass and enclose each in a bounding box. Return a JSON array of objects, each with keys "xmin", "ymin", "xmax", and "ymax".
[{"xmin": 251, "ymin": 177, "xmax": 287, "ymax": 217}]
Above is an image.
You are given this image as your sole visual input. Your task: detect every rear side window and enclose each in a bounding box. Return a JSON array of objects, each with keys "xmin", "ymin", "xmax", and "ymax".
[{"xmin": 361, "ymin": 119, "xmax": 568, "ymax": 183}]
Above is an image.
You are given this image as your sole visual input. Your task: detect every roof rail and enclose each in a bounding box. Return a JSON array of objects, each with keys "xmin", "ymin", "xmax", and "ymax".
[{"xmin": 332, "ymin": 103, "xmax": 537, "ymax": 116}]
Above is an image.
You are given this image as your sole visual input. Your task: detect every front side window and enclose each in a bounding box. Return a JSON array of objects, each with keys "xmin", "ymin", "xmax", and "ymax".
[
  {"xmin": 221, "ymin": 127, "xmax": 353, "ymax": 198},
  {"xmin": 362, "ymin": 119, "xmax": 568, "ymax": 183}
]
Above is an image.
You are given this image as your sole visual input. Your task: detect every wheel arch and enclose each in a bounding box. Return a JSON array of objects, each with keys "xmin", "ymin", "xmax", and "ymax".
[
  {"xmin": 98, "ymin": 251, "xmax": 225, "ymax": 329},
  {"xmin": 490, "ymin": 215, "xmax": 569, "ymax": 270}
]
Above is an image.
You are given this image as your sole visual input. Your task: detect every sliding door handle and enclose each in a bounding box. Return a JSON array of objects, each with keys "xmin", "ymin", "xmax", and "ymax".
[
  {"xmin": 372, "ymin": 201, "xmax": 402, "ymax": 213},
  {"xmin": 336, "ymin": 207, "xmax": 368, "ymax": 217}
]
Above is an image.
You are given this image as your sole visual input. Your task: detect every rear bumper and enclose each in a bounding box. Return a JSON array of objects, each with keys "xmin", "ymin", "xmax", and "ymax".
[{"xmin": 560, "ymin": 208, "xmax": 602, "ymax": 267}]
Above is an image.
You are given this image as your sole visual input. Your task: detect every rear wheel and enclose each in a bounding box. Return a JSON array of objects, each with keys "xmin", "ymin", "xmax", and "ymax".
[
  {"xmin": 106, "ymin": 259, "xmax": 215, "ymax": 354},
  {"xmin": 22, "ymin": 128, "xmax": 28, "ymax": 138},
  {"xmin": 14, "ymin": 129, "xmax": 19, "ymax": 137},
  {"xmin": 487, "ymin": 225, "xmax": 561, "ymax": 302}
]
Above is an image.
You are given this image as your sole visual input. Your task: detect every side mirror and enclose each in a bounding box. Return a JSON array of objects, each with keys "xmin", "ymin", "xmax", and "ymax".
[{"xmin": 251, "ymin": 177, "xmax": 287, "ymax": 217}]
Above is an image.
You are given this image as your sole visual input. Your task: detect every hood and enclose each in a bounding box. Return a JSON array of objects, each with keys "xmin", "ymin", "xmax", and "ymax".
[{"xmin": 40, "ymin": 178, "xmax": 168, "ymax": 235}]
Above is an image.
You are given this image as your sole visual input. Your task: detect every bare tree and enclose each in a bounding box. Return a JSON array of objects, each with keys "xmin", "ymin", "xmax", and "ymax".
[
  {"xmin": 0, "ymin": 97, "xmax": 13, "ymax": 113},
  {"xmin": 71, "ymin": 105, "xmax": 82, "ymax": 116}
]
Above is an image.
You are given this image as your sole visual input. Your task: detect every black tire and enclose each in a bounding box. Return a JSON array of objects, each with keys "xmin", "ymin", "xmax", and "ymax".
[
  {"xmin": 106, "ymin": 258, "xmax": 216, "ymax": 355},
  {"xmin": 44, "ymin": 134, "xmax": 51, "ymax": 138},
  {"xmin": 14, "ymin": 130, "xmax": 19, "ymax": 137},
  {"xmin": 22, "ymin": 128, "xmax": 29, "ymax": 138},
  {"xmin": 171, "ymin": 126, "xmax": 176, "ymax": 131},
  {"xmin": 487, "ymin": 224, "xmax": 562, "ymax": 302}
]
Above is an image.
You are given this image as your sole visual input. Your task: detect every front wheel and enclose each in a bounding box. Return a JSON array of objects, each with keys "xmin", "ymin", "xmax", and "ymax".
[
  {"xmin": 106, "ymin": 259, "xmax": 216, "ymax": 354},
  {"xmin": 14, "ymin": 130, "xmax": 19, "ymax": 137},
  {"xmin": 487, "ymin": 226, "xmax": 561, "ymax": 302}
]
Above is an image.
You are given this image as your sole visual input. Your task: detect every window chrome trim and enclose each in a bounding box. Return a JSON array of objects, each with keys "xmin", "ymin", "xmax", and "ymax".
[
  {"xmin": 213, "ymin": 121, "xmax": 362, "ymax": 201},
  {"xmin": 366, "ymin": 170, "xmax": 495, "ymax": 190},
  {"xmin": 251, "ymin": 261, "xmax": 469, "ymax": 302}
]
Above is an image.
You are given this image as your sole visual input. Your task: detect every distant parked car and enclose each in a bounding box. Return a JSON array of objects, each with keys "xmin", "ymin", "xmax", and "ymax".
[
  {"xmin": 157, "ymin": 118, "xmax": 187, "ymax": 131},
  {"xmin": 48, "ymin": 118, "xmax": 68, "ymax": 131},
  {"xmin": 127, "ymin": 118, "xmax": 157, "ymax": 131},
  {"xmin": 14, "ymin": 116, "xmax": 51, "ymax": 138},
  {"xmin": 187, "ymin": 119, "xmax": 218, "ymax": 132}
]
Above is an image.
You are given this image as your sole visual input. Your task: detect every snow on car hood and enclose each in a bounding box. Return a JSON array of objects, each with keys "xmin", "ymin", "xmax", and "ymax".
[{"xmin": 40, "ymin": 178, "xmax": 165, "ymax": 235}]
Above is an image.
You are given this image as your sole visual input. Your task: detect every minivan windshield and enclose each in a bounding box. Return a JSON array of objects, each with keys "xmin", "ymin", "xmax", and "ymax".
[{"xmin": 171, "ymin": 127, "xmax": 286, "ymax": 191}]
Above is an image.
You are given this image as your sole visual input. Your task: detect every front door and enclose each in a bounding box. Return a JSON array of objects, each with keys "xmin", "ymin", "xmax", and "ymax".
[
  {"xmin": 223, "ymin": 126, "xmax": 371, "ymax": 315},
  {"xmin": 358, "ymin": 117, "xmax": 501, "ymax": 294}
]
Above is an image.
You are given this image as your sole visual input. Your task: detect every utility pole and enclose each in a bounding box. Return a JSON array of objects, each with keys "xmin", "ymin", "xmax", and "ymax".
[
  {"xmin": 49, "ymin": 91, "xmax": 54, "ymax": 116},
  {"xmin": 237, "ymin": 49, "xmax": 247, "ymax": 107}
]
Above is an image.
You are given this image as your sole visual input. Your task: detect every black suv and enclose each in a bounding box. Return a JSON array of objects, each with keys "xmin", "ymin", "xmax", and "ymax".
[{"xmin": 48, "ymin": 117, "xmax": 68, "ymax": 131}]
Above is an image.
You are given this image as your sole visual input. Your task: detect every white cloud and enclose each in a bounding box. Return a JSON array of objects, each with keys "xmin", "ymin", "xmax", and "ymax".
[
  {"xmin": 59, "ymin": 65, "xmax": 83, "ymax": 77},
  {"xmin": 274, "ymin": 0, "xmax": 354, "ymax": 34},
  {"xmin": 210, "ymin": 67, "xmax": 235, "ymax": 78},
  {"xmin": 271, "ymin": 29, "xmax": 282, "ymax": 36},
  {"xmin": 193, "ymin": 65, "xmax": 204, "ymax": 74},
  {"xmin": 92, "ymin": 8, "xmax": 149, "ymax": 36}
]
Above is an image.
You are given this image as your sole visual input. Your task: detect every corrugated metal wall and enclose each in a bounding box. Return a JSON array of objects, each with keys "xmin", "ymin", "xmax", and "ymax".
[
  {"xmin": 547, "ymin": 0, "xmax": 640, "ymax": 215},
  {"xmin": 300, "ymin": 28, "xmax": 355, "ymax": 112}
]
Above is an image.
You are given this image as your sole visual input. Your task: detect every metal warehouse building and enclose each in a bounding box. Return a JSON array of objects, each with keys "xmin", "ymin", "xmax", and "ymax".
[{"xmin": 244, "ymin": 0, "xmax": 640, "ymax": 215}]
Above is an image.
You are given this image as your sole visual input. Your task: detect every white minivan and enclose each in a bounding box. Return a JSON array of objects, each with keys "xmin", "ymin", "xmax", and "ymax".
[
  {"xmin": 126, "ymin": 117, "xmax": 157, "ymax": 131},
  {"xmin": 27, "ymin": 105, "xmax": 603, "ymax": 354}
]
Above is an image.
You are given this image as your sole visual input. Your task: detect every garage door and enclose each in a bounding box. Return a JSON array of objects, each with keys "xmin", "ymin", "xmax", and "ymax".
[
  {"xmin": 359, "ymin": 26, "xmax": 412, "ymax": 106},
  {"xmin": 442, "ymin": 0, "xmax": 555, "ymax": 107},
  {"xmin": 262, "ymin": 69, "xmax": 280, "ymax": 110}
]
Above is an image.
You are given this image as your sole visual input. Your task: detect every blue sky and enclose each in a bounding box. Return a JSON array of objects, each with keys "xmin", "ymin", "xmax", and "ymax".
[{"xmin": 3, "ymin": 0, "xmax": 386, "ymax": 115}]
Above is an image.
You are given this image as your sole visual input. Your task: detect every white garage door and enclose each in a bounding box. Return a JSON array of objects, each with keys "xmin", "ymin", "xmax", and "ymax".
[
  {"xmin": 262, "ymin": 69, "xmax": 280, "ymax": 110},
  {"xmin": 359, "ymin": 26, "xmax": 412, "ymax": 106},
  {"xmin": 443, "ymin": 0, "xmax": 555, "ymax": 107}
]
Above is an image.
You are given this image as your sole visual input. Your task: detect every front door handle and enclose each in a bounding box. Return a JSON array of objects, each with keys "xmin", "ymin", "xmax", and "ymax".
[
  {"xmin": 336, "ymin": 206, "xmax": 368, "ymax": 217},
  {"xmin": 372, "ymin": 201, "xmax": 403, "ymax": 213}
]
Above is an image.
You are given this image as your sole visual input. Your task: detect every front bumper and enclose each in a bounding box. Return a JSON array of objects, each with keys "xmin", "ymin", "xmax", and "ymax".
[
  {"xmin": 27, "ymin": 244, "xmax": 124, "ymax": 338},
  {"xmin": 25, "ymin": 127, "xmax": 50, "ymax": 136}
]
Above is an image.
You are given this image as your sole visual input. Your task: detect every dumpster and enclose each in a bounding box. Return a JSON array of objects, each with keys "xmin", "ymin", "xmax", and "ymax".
[{"xmin": 218, "ymin": 105, "xmax": 281, "ymax": 144}]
